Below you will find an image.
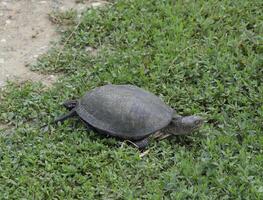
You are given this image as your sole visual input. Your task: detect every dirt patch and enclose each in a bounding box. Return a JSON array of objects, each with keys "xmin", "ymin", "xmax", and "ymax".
[
  {"xmin": 0, "ymin": 0, "xmax": 107, "ymax": 88},
  {"xmin": 0, "ymin": 122, "xmax": 9, "ymax": 130}
]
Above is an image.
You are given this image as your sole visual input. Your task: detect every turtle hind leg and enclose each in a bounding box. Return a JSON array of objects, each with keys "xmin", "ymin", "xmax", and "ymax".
[
  {"xmin": 63, "ymin": 100, "xmax": 78, "ymax": 110},
  {"xmin": 134, "ymin": 138, "xmax": 149, "ymax": 150}
]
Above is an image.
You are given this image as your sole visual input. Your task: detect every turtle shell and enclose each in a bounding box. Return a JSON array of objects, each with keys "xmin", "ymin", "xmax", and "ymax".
[{"xmin": 75, "ymin": 84, "xmax": 173, "ymax": 140}]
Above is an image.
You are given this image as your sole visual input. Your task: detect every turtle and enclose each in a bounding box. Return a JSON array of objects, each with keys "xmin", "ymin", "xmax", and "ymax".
[{"xmin": 53, "ymin": 84, "xmax": 203, "ymax": 149}]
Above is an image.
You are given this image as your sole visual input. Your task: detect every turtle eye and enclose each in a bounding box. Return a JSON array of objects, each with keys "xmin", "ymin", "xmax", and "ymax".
[
  {"xmin": 194, "ymin": 120, "xmax": 200, "ymax": 125},
  {"xmin": 194, "ymin": 119, "xmax": 203, "ymax": 126}
]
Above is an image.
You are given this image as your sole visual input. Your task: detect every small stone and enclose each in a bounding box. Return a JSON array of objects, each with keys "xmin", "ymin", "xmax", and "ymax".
[
  {"xmin": 91, "ymin": 2, "xmax": 104, "ymax": 8},
  {"xmin": 77, "ymin": 5, "xmax": 86, "ymax": 12},
  {"xmin": 85, "ymin": 46, "xmax": 98, "ymax": 56},
  {"xmin": 5, "ymin": 20, "xmax": 11, "ymax": 24},
  {"xmin": 0, "ymin": 80, "xmax": 6, "ymax": 87},
  {"xmin": 40, "ymin": 1, "xmax": 47, "ymax": 4},
  {"xmin": 1, "ymin": 39, "xmax": 6, "ymax": 43},
  {"xmin": 40, "ymin": 46, "xmax": 48, "ymax": 50},
  {"xmin": 0, "ymin": 58, "xmax": 4, "ymax": 64},
  {"xmin": 85, "ymin": 46, "xmax": 94, "ymax": 51}
]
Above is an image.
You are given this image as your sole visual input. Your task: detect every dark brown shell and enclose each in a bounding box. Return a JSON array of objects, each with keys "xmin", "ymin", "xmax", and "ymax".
[{"xmin": 75, "ymin": 84, "xmax": 173, "ymax": 140}]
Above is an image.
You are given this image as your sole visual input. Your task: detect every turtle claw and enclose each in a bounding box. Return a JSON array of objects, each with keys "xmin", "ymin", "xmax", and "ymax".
[
  {"xmin": 134, "ymin": 138, "xmax": 149, "ymax": 150},
  {"xmin": 140, "ymin": 149, "xmax": 150, "ymax": 158},
  {"xmin": 152, "ymin": 132, "xmax": 171, "ymax": 140},
  {"xmin": 152, "ymin": 131, "xmax": 163, "ymax": 139},
  {"xmin": 121, "ymin": 138, "xmax": 149, "ymax": 149},
  {"xmin": 158, "ymin": 133, "xmax": 172, "ymax": 140}
]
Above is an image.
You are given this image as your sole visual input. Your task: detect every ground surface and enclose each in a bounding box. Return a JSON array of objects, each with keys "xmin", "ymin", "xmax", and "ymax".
[
  {"xmin": 0, "ymin": 0, "xmax": 105, "ymax": 87},
  {"xmin": 0, "ymin": 0, "xmax": 262, "ymax": 199}
]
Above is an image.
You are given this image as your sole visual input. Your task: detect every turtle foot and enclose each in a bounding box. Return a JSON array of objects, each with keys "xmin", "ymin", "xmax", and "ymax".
[
  {"xmin": 63, "ymin": 100, "xmax": 78, "ymax": 110},
  {"xmin": 134, "ymin": 138, "xmax": 149, "ymax": 150}
]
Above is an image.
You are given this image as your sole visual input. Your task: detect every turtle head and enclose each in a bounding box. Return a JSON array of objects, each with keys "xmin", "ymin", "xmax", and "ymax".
[{"xmin": 167, "ymin": 115, "xmax": 203, "ymax": 135}]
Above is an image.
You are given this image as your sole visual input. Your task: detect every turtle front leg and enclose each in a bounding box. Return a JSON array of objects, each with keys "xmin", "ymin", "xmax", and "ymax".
[
  {"xmin": 152, "ymin": 131, "xmax": 163, "ymax": 139},
  {"xmin": 124, "ymin": 138, "xmax": 149, "ymax": 149},
  {"xmin": 152, "ymin": 131, "xmax": 172, "ymax": 140},
  {"xmin": 157, "ymin": 133, "xmax": 172, "ymax": 140},
  {"xmin": 134, "ymin": 138, "xmax": 149, "ymax": 149}
]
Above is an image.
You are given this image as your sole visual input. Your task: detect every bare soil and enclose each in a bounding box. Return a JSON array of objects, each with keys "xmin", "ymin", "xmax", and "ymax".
[{"xmin": 0, "ymin": 0, "xmax": 106, "ymax": 88}]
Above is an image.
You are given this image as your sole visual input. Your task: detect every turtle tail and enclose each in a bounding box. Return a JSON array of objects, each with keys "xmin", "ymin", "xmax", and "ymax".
[
  {"xmin": 53, "ymin": 109, "xmax": 77, "ymax": 124},
  {"xmin": 41, "ymin": 109, "xmax": 77, "ymax": 130},
  {"xmin": 54, "ymin": 100, "xmax": 79, "ymax": 124}
]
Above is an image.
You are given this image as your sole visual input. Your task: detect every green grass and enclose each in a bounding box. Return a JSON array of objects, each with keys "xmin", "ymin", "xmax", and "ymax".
[
  {"xmin": 0, "ymin": 0, "xmax": 263, "ymax": 199},
  {"xmin": 48, "ymin": 9, "xmax": 78, "ymax": 26}
]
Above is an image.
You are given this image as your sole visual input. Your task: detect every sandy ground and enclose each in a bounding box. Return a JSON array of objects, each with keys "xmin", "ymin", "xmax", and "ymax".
[{"xmin": 0, "ymin": 0, "xmax": 106, "ymax": 88}]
